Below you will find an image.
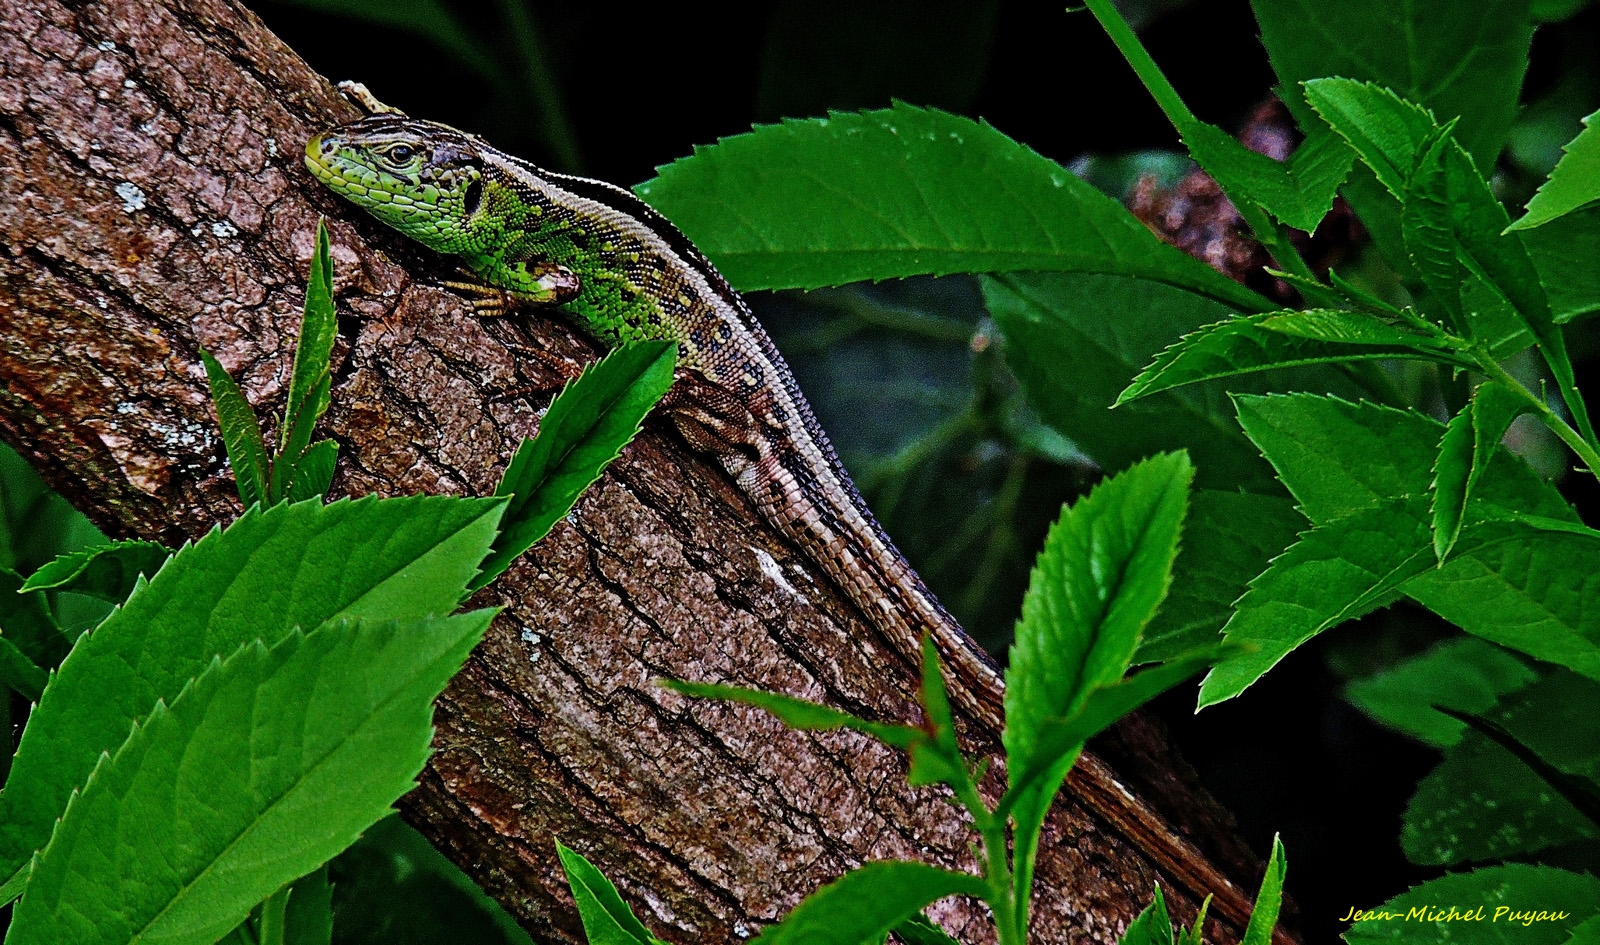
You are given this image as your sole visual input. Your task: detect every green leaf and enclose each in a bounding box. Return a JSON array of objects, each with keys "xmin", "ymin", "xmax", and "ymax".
[
  {"xmin": 1241, "ymin": 836, "xmax": 1287, "ymax": 945},
  {"xmin": 637, "ymin": 103, "xmax": 1267, "ymax": 312},
  {"xmin": 1345, "ymin": 637, "xmax": 1540, "ymax": 747},
  {"xmin": 891, "ymin": 914, "xmax": 961, "ymax": 945},
  {"xmin": 1304, "ymin": 79, "xmax": 1444, "ymax": 202},
  {"xmin": 661, "ymin": 680, "xmax": 924, "ymax": 751},
  {"xmin": 18, "ymin": 539, "xmax": 172, "ymax": 603},
  {"xmin": 283, "ymin": 865, "xmax": 333, "ymax": 945},
  {"xmin": 273, "ymin": 219, "xmax": 339, "ymax": 503},
  {"xmin": 749, "ymin": 861, "xmax": 988, "ymax": 945},
  {"xmin": 473, "ymin": 341, "xmax": 676, "ymax": 591},
  {"xmin": 1119, "ymin": 885, "xmax": 1173, "ymax": 945},
  {"xmin": 907, "ymin": 636, "xmax": 969, "ymax": 790},
  {"xmin": 1180, "ymin": 119, "xmax": 1352, "ymax": 232},
  {"xmin": 556, "ymin": 840, "xmax": 664, "ymax": 945},
  {"xmin": 1404, "ymin": 521, "xmax": 1600, "ymax": 681},
  {"xmin": 0, "ymin": 495, "xmax": 505, "ymax": 885},
  {"xmin": 1254, "ymin": 1, "xmax": 1533, "ymax": 173},
  {"xmin": 7, "ymin": 610, "xmax": 493, "ymax": 945},
  {"xmin": 1401, "ymin": 127, "xmax": 1473, "ymax": 334},
  {"xmin": 201, "ymin": 349, "xmax": 269, "ymax": 507},
  {"xmin": 1116, "ymin": 311, "xmax": 1464, "ymax": 405},
  {"xmin": 1003, "ymin": 453, "xmax": 1192, "ymax": 905},
  {"xmin": 1005, "ymin": 453, "xmax": 1194, "ymax": 781},
  {"xmin": 1137, "ymin": 490, "xmax": 1304, "ymax": 664},
  {"xmin": 1524, "ymin": 205, "xmax": 1600, "ymax": 322},
  {"xmin": 1432, "ymin": 381, "xmax": 1528, "ymax": 562},
  {"xmin": 1198, "ymin": 497, "xmax": 1435, "ymax": 708},
  {"xmin": 1342, "ymin": 864, "xmax": 1600, "ymax": 943},
  {"xmin": 1232, "ymin": 393, "xmax": 1577, "ymax": 526},
  {"xmin": 0, "ymin": 632, "xmax": 46, "ymax": 701},
  {"xmin": 985, "ymin": 273, "xmax": 1284, "ymax": 492},
  {"xmin": 1509, "ymin": 109, "xmax": 1600, "ymax": 230},
  {"xmin": 0, "ymin": 568, "xmax": 73, "ymax": 673},
  {"xmin": 287, "ymin": 439, "xmax": 340, "ymax": 503}
]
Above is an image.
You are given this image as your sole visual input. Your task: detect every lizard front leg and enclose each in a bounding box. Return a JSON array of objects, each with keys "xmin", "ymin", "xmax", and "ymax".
[{"xmin": 443, "ymin": 260, "xmax": 581, "ymax": 317}]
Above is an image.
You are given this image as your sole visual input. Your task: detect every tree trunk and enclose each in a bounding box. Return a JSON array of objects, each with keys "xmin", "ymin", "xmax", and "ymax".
[{"xmin": 0, "ymin": 2, "xmax": 1294, "ymax": 942}]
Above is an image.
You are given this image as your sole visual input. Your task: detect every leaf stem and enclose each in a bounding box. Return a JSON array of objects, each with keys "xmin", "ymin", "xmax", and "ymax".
[
  {"xmin": 1475, "ymin": 354, "xmax": 1600, "ymax": 479},
  {"xmin": 1081, "ymin": 0, "xmax": 1329, "ymax": 297}
]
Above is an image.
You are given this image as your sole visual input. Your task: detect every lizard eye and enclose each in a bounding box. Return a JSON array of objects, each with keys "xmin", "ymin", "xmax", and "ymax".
[{"xmin": 385, "ymin": 144, "xmax": 418, "ymax": 165}]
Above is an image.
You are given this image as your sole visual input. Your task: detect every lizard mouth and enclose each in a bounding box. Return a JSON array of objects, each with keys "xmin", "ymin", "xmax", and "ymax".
[{"xmin": 303, "ymin": 134, "xmax": 369, "ymax": 198}]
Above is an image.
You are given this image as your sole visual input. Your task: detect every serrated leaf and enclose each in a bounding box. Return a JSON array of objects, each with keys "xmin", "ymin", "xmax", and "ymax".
[
  {"xmin": 1198, "ymin": 496, "xmax": 1435, "ymax": 707},
  {"xmin": 984, "ymin": 273, "xmax": 1288, "ymax": 492},
  {"xmin": 749, "ymin": 861, "xmax": 988, "ymax": 945},
  {"xmin": 1345, "ymin": 637, "xmax": 1540, "ymax": 747},
  {"xmin": 0, "ymin": 495, "xmax": 505, "ymax": 884},
  {"xmin": 1232, "ymin": 393, "xmax": 1578, "ymax": 527},
  {"xmin": 287, "ymin": 439, "xmax": 340, "ymax": 503},
  {"xmin": 273, "ymin": 219, "xmax": 339, "ymax": 503},
  {"xmin": 201, "ymin": 349, "xmax": 269, "ymax": 507},
  {"xmin": 18, "ymin": 539, "xmax": 172, "ymax": 603},
  {"xmin": 637, "ymin": 103, "xmax": 1266, "ymax": 311},
  {"xmin": 556, "ymin": 840, "xmax": 664, "ymax": 945},
  {"xmin": 1402, "ymin": 127, "xmax": 1472, "ymax": 333},
  {"xmin": 473, "ymin": 341, "xmax": 675, "ymax": 591},
  {"xmin": 1119, "ymin": 885, "xmax": 1173, "ymax": 945},
  {"xmin": 7, "ymin": 611, "xmax": 493, "ymax": 945},
  {"xmin": 1005, "ymin": 453, "xmax": 1194, "ymax": 780},
  {"xmin": 1180, "ymin": 119, "xmax": 1352, "ymax": 232},
  {"xmin": 1404, "ymin": 520, "xmax": 1600, "ymax": 681},
  {"xmin": 661, "ymin": 680, "xmax": 924, "ymax": 751},
  {"xmin": 1510, "ymin": 109, "xmax": 1600, "ymax": 231},
  {"xmin": 1137, "ymin": 490, "xmax": 1304, "ymax": 663},
  {"xmin": 1432, "ymin": 381, "xmax": 1528, "ymax": 562},
  {"xmin": 1343, "ymin": 864, "xmax": 1600, "ymax": 943},
  {"xmin": 908, "ymin": 636, "xmax": 969, "ymax": 790},
  {"xmin": 1241, "ymin": 836, "xmax": 1286, "ymax": 945},
  {"xmin": 1116, "ymin": 311, "xmax": 1464, "ymax": 405},
  {"xmin": 1255, "ymin": 1, "xmax": 1532, "ymax": 172},
  {"xmin": 1004, "ymin": 453, "xmax": 1192, "ymax": 907},
  {"xmin": 1304, "ymin": 79, "xmax": 1445, "ymax": 201}
]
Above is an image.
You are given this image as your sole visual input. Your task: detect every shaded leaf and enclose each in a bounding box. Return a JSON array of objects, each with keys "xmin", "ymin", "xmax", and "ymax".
[
  {"xmin": 0, "ymin": 568, "xmax": 73, "ymax": 673},
  {"xmin": 638, "ymin": 103, "xmax": 1266, "ymax": 311},
  {"xmin": 1181, "ymin": 119, "xmax": 1351, "ymax": 232},
  {"xmin": 7, "ymin": 611, "xmax": 493, "ymax": 945},
  {"xmin": 19, "ymin": 539, "xmax": 173, "ymax": 604},
  {"xmin": 473, "ymin": 342, "xmax": 676, "ymax": 591},
  {"xmin": 1345, "ymin": 637, "xmax": 1539, "ymax": 747},
  {"xmin": 891, "ymin": 914, "xmax": 962, "ymax": 945},
  {"xmin": 749, "ymin": 861, "xmax": 988, "ymax": 945},
  {"xmin": 284, "ymin": 865, "xmax": 333, "ymax": 945},
  {"xmin": 0, "ymin": 633, "xmax": 46, "ymax": 702},
  {"xmin": 1523, "ymin": 205, "xmax": 1600, "ymax": 322}
]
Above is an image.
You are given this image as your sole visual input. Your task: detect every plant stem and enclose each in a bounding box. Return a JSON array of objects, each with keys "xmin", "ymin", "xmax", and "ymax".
[
  {"xmin": 1476, "ymin": 355, "xmax": 1600, "ymax": 479},
  {"xmin": 1081, "ymin": 0, "xmax": 1330, "ymax": 299}
]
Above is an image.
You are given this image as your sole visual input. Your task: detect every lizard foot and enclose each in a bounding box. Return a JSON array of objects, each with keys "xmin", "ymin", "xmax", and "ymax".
[{"xmin": 443, "ymin": 263, "xmax": 580, "ymax": 316}]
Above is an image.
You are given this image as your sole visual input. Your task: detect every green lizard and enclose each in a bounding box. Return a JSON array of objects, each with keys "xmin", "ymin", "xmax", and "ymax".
[
  {"xmin": 305, "ymin": 84, "xmax": 1256, "ymax": 929},
  {"xmin": 304, "ymin": 82, "xmax": 994, "ymax": 703}
]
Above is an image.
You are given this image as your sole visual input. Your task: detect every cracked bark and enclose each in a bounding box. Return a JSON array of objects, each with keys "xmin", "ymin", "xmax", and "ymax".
[{"xmin": 0, "ymin": 1, "xmax": 1299, "ymax": 942}]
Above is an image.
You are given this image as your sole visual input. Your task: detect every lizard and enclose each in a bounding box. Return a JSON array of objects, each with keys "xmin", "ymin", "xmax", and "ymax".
[{"xmin": 304, "ymin": 82, "xmax": 1268, "ymax": 935}]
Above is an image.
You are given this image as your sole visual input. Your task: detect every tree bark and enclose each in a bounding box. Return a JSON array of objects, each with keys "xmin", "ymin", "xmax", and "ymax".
[{"xmin": 0, "ymin": 2, "xmax": 1295, "ymax": 942}]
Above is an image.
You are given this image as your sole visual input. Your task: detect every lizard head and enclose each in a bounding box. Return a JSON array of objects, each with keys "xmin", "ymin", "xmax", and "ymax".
[{"xmin": 305, "ymin": 117, "xmax": 486, "ymax": 254}]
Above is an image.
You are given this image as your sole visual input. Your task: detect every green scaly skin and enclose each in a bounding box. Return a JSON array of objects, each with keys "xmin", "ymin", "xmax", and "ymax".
[{"xmin": 305, "ymin": 87, "xmax": 1249, "ymax": 930}]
